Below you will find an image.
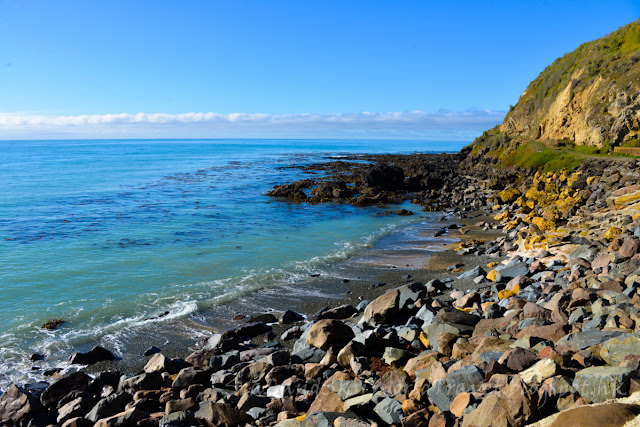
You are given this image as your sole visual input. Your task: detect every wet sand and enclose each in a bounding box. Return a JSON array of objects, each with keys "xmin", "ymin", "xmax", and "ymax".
[{"xmin": 78, "ymin": 208, "xmax": 505, "ymax": 379}]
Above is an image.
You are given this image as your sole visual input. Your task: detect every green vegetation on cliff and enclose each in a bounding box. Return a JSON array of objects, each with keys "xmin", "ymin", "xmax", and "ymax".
[
  {"xmin": 520, "ymin": 21, "xmax": 640, "ymax": 118},
  {"xmin": 468, "ymin": 19, "xmax": 640, "ymax": 172},
  {"xmin": 466, "ymin": 126, "xmax": 628, "ymax": 173},
  {"xmin": 501, "ymin": 19, "xmax": 640, "ymax": 147}
]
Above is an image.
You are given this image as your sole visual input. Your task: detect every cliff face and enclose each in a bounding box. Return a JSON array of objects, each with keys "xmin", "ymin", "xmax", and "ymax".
[{"xmin": 501, "ymin": 19, "xmax": 640, "ymax": 147}]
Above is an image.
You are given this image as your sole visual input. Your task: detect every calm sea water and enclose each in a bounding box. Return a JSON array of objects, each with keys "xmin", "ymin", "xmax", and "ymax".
[{"xmin": 0, "ymin": 138, "xmax": 466, "ymax": 390}]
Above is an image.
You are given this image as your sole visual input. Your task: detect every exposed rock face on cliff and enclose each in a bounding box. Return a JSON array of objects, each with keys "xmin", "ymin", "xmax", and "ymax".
[{"xmin": 502, "ymin": 19, "xmax": 640, "ymax": 147}]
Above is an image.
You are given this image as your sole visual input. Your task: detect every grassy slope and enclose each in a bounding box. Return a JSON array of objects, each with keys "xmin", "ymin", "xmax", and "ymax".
[
  {"xmin": 509, "ymin": 18, "xmax": 640, "ymax": 131},
  {"xmin": 467, "ymin": 126, "xmax": 632, "ymax": 173},
  {"xmin": 467, "ymin": 19, "xmax": 640, "ymax": 172}
]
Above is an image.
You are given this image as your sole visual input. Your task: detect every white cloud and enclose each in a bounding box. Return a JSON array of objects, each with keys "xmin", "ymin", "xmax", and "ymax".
[{"xmin": 0, "ymin": 110, "xmax": 505, "ymax": 140}]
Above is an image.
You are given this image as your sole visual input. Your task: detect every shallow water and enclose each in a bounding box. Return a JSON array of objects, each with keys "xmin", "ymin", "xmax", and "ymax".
[{"xmin": 0, "ymin": 138, "xmax": 466, "ymax": 390}]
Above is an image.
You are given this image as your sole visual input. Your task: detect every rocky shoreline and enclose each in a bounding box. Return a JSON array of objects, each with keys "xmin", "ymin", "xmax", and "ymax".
[{"xmin": 4, "ymin": 152, "xmax": 640, "ymax": 426}]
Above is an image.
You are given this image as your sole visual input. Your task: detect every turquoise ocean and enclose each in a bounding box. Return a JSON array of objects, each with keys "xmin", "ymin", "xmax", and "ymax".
[{"xmin": 0, "ymin": 138, "xmax": 466, "ymax": 390}]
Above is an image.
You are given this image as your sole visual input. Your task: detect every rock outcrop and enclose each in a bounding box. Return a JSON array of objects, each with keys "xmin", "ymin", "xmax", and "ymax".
[{"xmin": 502, "ymin": 19, "xmax": 640, "ymax": 147}]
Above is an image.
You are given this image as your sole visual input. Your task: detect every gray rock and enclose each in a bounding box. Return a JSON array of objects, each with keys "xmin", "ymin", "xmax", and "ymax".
[
  {"xmin": 246, "ymin": 407, "xmax": 268, "ymax": 420},
  {"xmin": 204, "ymin": 332, "xmax": 241, "ymax": 353},
  {"xmin": 396, "ymin": 325, "xmax": 420, "ymax": 342},
  {"xmin": 520, "ymin": 290, "xmax": 542, "ymax": 302},
  {"xmin": 353, "ymin": 330, "xmax": 379, "ymax": 348},
  {"xmin": 210, "ymin": 371, "xmax": 234, "ymax": 387},
  {"xmin": 457, "ymin": 265, "xmax": 486, "ymax": 280},
  {"xmin": 292, "ymin": 327, "xmax": 313, "ymax": 354},
  {"xmin": 476, "ymin": 351, "xmax": 504, "ymax": 363},
  {"xmin": 371, "ymin": 391, "xmax": 388, "ymax": 404},
  {"xmin": 291, "ymin": 346, "xmax": 325, "ymax": 364},
  {"xmin": 426, "ymin": 279, "xmax": 448, "ymax": 291},
  {"xmin": 397, "ymin": 283, "xmax": 427, "ymax": 310},
  {"xmin": 267, "ymin": 385, "xmax": 288, "ymax": 399},
  {"xmin": 568, "ymin": 245, "xmax": 598, "ymax": 261},
  {"xmin": 373, "ymin": 397, "xmax": 403, "ymax": 425},
  {"xmin": 518, "ymin": 318, "xmax": 545, "ymax": 330},
  {"xmin": 382, "ymin": 347, "xmax": 410, "ymax": 366},
  {"xmin": 343, "ymin": 393, "xmax": 374, "ymax": 412},
  {"xmin": 415, "ymin": 306, "xmax": 436, "ymax": 327},
  {"xmin": 568, "ymin": 307, "xmax": 587, "ymax": 323},
  {"xmin": 159, "ymin": 411, "xmax": 197, "ymax": 427},
  {"xmin": 556, "ymin": 329, "xmax": 626, "ymax": 351},
  {"xmin": 573, "ymin": 366, "xmax": 634, "ymax": 402},
  {"xmin": 583, "ymin": 315, "xmax": 607, "ymax": 330},
  {"xmin": 623, "ymin": 284, "xmax": 639, "ymax": 297},
  {"xmin": 327, "ymin": 380, "xmax": 366, "ymax": 401},
  {"xmin": 427, "ymin": 365, "xmax": 484, "ymax": 411},
  {"xmin": 495, "ymin": 261, "xmax": 529, "ymax": 280},
  {"xmin": 301, "ymin": 411, "xmax": 352, "ymax": 427},
  {"xmin": 600, "ymin": 333, "xmax": 640, "ymax": 365},
  {"xmin": 355, "ymin": 300, "xmax": 370, "ymax": 312},
  {"xmin": 209, "ymin": 351, "xmax": 240, "ymax": 371},
  {"xmin": 85, "ymin": 391, "xmax": 133, "ymax": 423}
]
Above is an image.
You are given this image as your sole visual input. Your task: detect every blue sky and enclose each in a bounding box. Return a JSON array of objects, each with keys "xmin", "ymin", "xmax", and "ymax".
[{"xmin": 0, "ymin": 1, "xmax": 638, "ymax": 139}]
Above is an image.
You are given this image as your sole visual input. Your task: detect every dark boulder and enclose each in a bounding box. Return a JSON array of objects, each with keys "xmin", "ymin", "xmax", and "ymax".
[
  {"xmin": 204, "ymin": 331, "xmax": 242, "ymax": 353},
  {"xmin": 406, "ymin": 174, "xmax": 444, "ymax": 191},
  {"xmin": 266, "ymin": 179, "xmax": 315, "ymax": 201},
  {"xmin": 280, "ymin": 310, "xmax": 305, "ymax": 324},
  {"xmin": 85, "ymin": 391, "xmax": 133, "ymax": 423},
  {"xmin": 143, "ymin": 346, "xmax": 161, "ymax": 357},
  {"xmin": 311, "ymin": 181, "xmax": 351, "ymax": 199},
  {"xmin": 40, "ymin": 372, "xmax": 92, "ymax": 409},
  {"xmin": 248, "ymin": 313, "xmax": 277, "ymax": 324},
  {"xmin": 233, "ymin": 322, "xmax": 271, "ymax": 339},
  {"xmin": 364, "ymin": 164, "xmax": 405, "ymax": 190},
  {"xmin": 69, "ymin": 346, "xmax": 115, "ymax": 365}
]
